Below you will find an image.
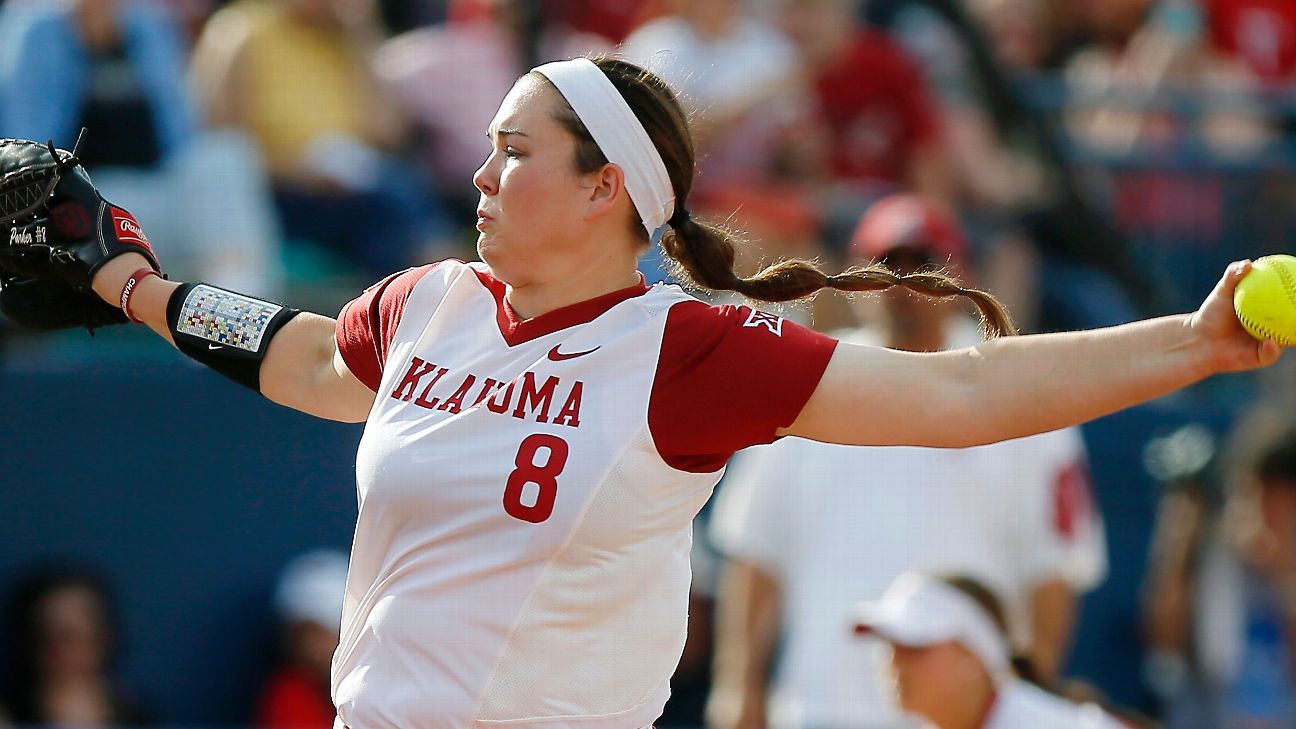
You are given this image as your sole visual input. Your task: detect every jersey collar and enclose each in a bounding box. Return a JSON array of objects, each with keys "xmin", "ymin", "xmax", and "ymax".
[{"xmin": 473, "ymin": 267, "xmax": 650, "ymax": 346}]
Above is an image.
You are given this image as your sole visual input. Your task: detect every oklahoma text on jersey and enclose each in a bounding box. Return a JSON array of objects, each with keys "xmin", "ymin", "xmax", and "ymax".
[{"xmin": 390, "ymin": 357, "xmax": 585, "ymax": 427}]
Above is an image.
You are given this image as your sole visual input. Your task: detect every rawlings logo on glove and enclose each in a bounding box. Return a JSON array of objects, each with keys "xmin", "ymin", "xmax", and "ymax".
[{"xmin": 112, "ymin": 208, "xmax": 150, "ymax": 248}]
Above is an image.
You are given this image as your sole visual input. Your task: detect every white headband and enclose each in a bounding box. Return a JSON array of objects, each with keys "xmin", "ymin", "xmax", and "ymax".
[{"xmin": 532, "ymin": 58, "xmax": 676, "ymax": 238}]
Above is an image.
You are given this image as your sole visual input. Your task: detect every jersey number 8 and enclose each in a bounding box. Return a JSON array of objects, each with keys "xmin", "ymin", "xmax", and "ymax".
[{"xmin": 503, "ymin": 434, "xmax": 569, "ymax": 523}]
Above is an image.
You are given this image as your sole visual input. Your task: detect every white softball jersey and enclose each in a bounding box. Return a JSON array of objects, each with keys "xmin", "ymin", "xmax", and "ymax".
[
  {"xmin": 330, "ymin": 260, "xmax": 837, "ymax": 728},
  {"xmin": 981, "ymin": 680, "xmax": 1129, "ymax": 729}
]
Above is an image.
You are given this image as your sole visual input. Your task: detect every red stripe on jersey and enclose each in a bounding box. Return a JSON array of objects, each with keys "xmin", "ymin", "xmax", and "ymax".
[
  {"xmin": 335, "ymin": 263, "xmax": 445, "ymax": 392},
  {"xmin": 649, "ymin": 301, "xmax": 838, "ymax": 472},
  {"xmin": 1053, "ymin": 460, "xmax": 1093, "ymax": 540},
  {"xmin": 471, "ymin": 267, "xmax": 650, "ymax": 346}
]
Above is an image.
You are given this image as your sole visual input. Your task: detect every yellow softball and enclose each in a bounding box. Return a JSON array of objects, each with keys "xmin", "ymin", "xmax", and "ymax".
[{"xmin": 1234, "ymin": 254, "xmax": 1296, "ymax": 346}]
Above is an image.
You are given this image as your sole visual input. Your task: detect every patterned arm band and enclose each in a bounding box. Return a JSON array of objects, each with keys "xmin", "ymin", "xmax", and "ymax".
[{"xmin": 166, "ymin": 283, "xmax": 303, "ymax": 392}]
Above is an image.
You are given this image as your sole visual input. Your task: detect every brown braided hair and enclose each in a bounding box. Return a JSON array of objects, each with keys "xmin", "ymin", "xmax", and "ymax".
[{"xmin": 532, "ymin": 55, "xmax": 1017, "ymax": 338}]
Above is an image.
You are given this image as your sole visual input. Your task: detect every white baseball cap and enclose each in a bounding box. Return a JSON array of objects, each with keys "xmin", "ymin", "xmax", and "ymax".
[
  {"xmin": 273, "ymin": 549, "xmax": 350, "ymax": 631},
  {"xmin": 851, "ymin": 572, "xmax": 1010, "ymax": 674}
]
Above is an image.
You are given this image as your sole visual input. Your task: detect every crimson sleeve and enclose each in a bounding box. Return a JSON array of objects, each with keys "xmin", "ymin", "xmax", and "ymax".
[
  {"xmin": 335, "ymin": 264, "xmax": 439, "ymax": 392},
  {"xmin": 649, "ymin": 301, "xmax": 839, "ymax": 472}
]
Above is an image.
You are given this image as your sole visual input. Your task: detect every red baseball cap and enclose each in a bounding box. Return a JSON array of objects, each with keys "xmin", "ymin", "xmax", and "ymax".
[{"xmin": 850, "ymin": 193, "xmax": 968, "ymax": 267}]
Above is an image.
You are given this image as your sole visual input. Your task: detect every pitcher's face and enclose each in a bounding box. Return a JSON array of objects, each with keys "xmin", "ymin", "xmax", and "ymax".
[{"xmin": 473, "ymin": 76, "xmax": 597, "ymax": 286}]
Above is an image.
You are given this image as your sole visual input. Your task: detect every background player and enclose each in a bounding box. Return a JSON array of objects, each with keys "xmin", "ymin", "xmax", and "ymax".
[
  {"xmin": 707, "ymin": 193, "xmax": 1107, "ymax": 729},
  {"xmin": 5, "ymin": 52, "xmax": 1277, "ymax": 727},
  {"xmin": 853, "ymin": 573, "xmax": 1130, "ymax": 729}
]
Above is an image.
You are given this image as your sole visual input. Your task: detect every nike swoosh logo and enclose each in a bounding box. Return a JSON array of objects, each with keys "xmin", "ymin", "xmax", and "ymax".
[
  {"xmin": 547, "ymin": 344, "xmax": 600, "ymax": 361},
  {"xmin": 207, "ymin": 344, "xmax": 224, "ymax": 351}
]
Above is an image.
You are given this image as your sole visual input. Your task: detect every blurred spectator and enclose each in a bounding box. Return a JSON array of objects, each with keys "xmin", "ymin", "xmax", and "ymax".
[
  {"xmin": 255, "ymin": 549, "xmax": 349, "ymax": 729},
  {"xmin": 1143, "ymin": 411, "xmax": 1296, "ymax": 729},
  {"xmin": 549, "ymin": 0, "xmax": 661, "ymax": 44},
  {"xmin": 1204, "ymin": 0, "xmax": 1296, "ymax": 87},
  {"xmin": 1065, "ymin": 0, "xmax": 1274, "ymax": 159},
  {"xmin": 0, "ymin": 0, "xmax": 284, "ymax": 294},
  {"xmin": 869, "ymin": 0, "xmax": 1086, "ymax": 71},
  {"xmin": 706, "ymin": 194, "xmax": 1106, "ymax": 729},
  {"xmin": 191, "ymin": 0, "xmax": 454, "ymax": 277},
  {"xmin": 773, "ymin": 0, "xmax": 953, "ymax": 252},
  {"xmin": 878, "ymin": 0, "xmax": 1054, "ymax": 212},
  {"xmin": 1060, "ymin": 0, "xmax": 1276, "ymax": 319},
  {"xmin": 621, "ymin": 0, "xmax": 801, "ymax": 173},
  {"xmin": 622, "ymin": 0, "xmax": 816, "ymax": 267},
  {"xmin": 0, "ymin": 567, "xmax": 151, "ymax": 727},
  {"xmin": 853, "ymin": 572, "xmax": 1128, "ymax": 729},
  {"xmin": 861, "ymin": 0, "xmax": 1152, "ymax": 333},
  {"xmin": 864, "ymin": 0, "xmax": 1058, "ymax": 333},
  {"xmin": 375, "ymin": 0, "xmax": 609, "ymax": 215}
]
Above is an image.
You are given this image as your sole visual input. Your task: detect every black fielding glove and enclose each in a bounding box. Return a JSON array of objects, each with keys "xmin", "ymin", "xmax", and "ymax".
[
  {"xmin": 0, "ymin": 272, "xmax": 128, "ymax": 331},
  {"xmin": 0, "ymin": 133, "xmax": 162, "ymax": 332}
]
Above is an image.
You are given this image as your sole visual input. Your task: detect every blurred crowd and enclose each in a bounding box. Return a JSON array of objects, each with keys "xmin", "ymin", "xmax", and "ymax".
[
  {"xmin": 4, "ymin": 0, "xmax": 1296, "ymax": 727},
  {"xmin": 0, "ymin": 551, "xmax": 350, "ymax": 728},
  {"xmin": 0, "ymin": 0, "xmax": 1290, "ymax": 322}
]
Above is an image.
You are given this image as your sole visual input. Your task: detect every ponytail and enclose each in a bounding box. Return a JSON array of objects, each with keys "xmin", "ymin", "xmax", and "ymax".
[
  {"xmin": 661, "ymin": 210, "xmax": 1018, "ymax": 339},
  {"xmin": 540, "ymin": 55, "xmax": 1015, "ymax": 339}
]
